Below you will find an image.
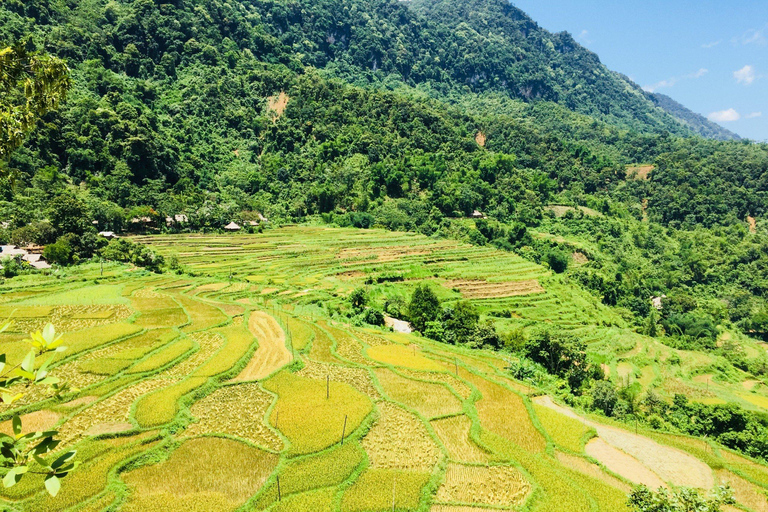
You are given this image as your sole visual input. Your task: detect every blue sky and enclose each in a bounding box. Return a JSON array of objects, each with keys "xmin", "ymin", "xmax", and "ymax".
[{"xmin": 512, "ymin": 0, "xmax": 767, "ymax": 141}]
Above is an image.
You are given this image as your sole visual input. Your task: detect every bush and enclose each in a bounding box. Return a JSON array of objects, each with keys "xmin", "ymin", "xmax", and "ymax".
[
  {"xmin": 99, "ymin": 239, "xmax": 164, "ymax": 272},
  {"xmin": 543, "ymin": 248, "xmax": 569, "ymax": 273},
  {"xmin": 591, "ymin": 380, "xmax": 619, "ymax": 416},
  {"xmin": 43, "ymin": 236, "xmax": 75, "ymax": 265},
  {"xmin": 362, "ymin": 308, "xmax": 384, "ymax": 326}
]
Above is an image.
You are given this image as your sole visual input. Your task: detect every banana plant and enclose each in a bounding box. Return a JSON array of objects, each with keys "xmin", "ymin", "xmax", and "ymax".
[{"xmin": 0, "ymin": 323, "xmax": 78, "ymax": 496}]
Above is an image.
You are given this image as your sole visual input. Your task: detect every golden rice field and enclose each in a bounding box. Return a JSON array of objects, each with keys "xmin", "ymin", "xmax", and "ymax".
[{"xmin": 0, "ymin": 228, "xmax": 767, "ymax": 511}]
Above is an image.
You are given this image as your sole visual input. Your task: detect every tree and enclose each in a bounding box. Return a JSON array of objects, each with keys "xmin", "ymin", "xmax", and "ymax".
[
  {"xmin": 48, "ymin": 193, "xmax": 89, "ymax": 238},
  {"xmin": 43, "ymin": 237, "xmax": 74, "ymax": 265},
  {"xmin": 349, "ymin": 287, "xmax": 368, "ymax": 312},
  {"xmin": 0, "ymin": 43, "xmax": 71, "ymax": 168},
  {"xmin": 407, "ymin": 284, "xmax": 441, "ymax": 333},
  {"xmin": 442, "ymin": 301, "xmax": 480, "ymax": 344},
  {"xmin": 628, "ymin": 485, "xmax": 733, "ymax": 512},
  {"xmin": 526, "ymin": 328, "xmax": 593, "ymax": 390},
  {"xmin": 0, "ymin": 323, "xmax": 77, "ymax": 496}
]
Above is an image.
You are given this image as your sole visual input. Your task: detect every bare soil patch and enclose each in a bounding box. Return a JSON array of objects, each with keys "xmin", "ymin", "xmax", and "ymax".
[
  {"xmin": 556, "ymin": 451, "xmax": 631, "ymax": 492},
  {"xmin": 267, "ymin": 92, "xmax": 289, "ymax": 121},
  {"xmin": 536, "ymin": 396, "xmax": 714, "ymax": 489},
  {"xmin": 717, "ymin": 469, "xmax": 768, "ymax": 512},
  {"xmin": 586, "ymin": 438, "xmax": 666, "ymax": 489},
  {"xmin": 626, "ymin": 165, "xmax": 655, "ymax": 181},
  {"xmin": 0, "ymin": 410, "xmax": 60, "ymax": 435},
  {"xmin": 475, "ymin": 131, "xmax": 486, "ymax": 147},
  {"xmin": 234, "ymin": 311, "xmax": 292, "ymax": 381},
  {"xmin": 748, "ymin": 216, "xmax": 757, "ymax": 234}
]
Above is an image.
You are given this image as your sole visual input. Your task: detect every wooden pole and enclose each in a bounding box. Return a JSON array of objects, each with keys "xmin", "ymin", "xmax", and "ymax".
[
  {"xmin": 392, "ymin": 476, "xmax": 396, "ymax": 511},
  {"xmin": 341, "ymin": 415, "xmax": 348, "ymax": 445}
]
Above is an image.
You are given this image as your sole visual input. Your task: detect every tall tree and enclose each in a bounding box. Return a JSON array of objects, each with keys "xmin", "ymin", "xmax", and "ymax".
[{"xmin": 0, "ymin": 42, "xmax": 70, "ymax": 170}]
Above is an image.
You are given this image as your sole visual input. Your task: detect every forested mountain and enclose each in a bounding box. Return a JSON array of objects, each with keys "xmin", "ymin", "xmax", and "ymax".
[
  {"xmin": 3, "ymin": 0, "xmax": 768, "ymax": 347},
  {"xmin": 649, "ymin": 92, "xmax": 740, "ymax": 141}
]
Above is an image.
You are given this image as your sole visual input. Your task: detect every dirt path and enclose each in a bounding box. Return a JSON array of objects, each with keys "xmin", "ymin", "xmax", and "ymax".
[
  {"xmin": 385, "ymin": 315, "xmax": 412, "ymax": 334},
  {"xmin": 233, "ymin": 311, "xmax": 292, "ymax": 381},
  {"xmin": 535, "ymin": 396, "xmax": 713, "ymax": 490}
]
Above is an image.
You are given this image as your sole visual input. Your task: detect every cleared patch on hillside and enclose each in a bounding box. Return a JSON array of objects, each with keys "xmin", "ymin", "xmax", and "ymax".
[
  {"xmin": 267, "ymin": 91, "xmax": 289, "ymax": 121},
  {"xmin": 475, "ymin": 131, "xmax": 486, "ymax": 147},
  {"xmin": 435, "ymin": 463, "xmax": 531, "ymax": 507},
  {"xmin": 626, "ymin": 165, "xmax": 655, "ymax": 181},
  {"xmin": 446, "ymin": 279, "xmax": 545, "ymax": 299},
  {"xmin": 234, "ymin": 311, "xmax": 292, "ymax": 381}
]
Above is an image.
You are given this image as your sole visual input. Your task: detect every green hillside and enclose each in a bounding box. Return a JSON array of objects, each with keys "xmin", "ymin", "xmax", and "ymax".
[{"xmin": 1, "ymin": 230, "xmax": 767, "ymax": 511}]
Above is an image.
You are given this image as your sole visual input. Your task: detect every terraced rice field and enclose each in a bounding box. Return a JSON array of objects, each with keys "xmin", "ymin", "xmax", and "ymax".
[{"xmin": 0, "ymin": 228, "xmax": 767, "ymax": 511}]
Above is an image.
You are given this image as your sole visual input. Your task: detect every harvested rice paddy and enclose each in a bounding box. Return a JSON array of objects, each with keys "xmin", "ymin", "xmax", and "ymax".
[{"xmin": 1, "ymin": 227, "xmax": 767, "ymax": 511}]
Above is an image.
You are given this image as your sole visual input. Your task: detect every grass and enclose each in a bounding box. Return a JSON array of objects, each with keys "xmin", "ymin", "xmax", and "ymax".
[
  {"xmin": 56, "ymin": 323, "xmax": 144, "ymax": 361},
  {"xmin": 270, "ymin": 487, "xmax": 337, "ymax": 512},
  {"xmin": 3, "ymin": 229, "xmax": 768, "ymax": 510},
  {"xmin": 287, "ymin": 316, "xmax": 314, "ymax": 352},
  {"xmin": 363, "ymin": 402, "xmax": 441, "ymax": 471},
  {"xmin": 463, "ymin": 371, "xmax": 546, "ymax": 454},
  {"xmin": 262, "ymin": 371, "xmax": 373, "ymax": 456},
  {"xmin": 430, "ymin": 415, "xmax": 490, "ymax": 463},
  {"xmin": 174, "ymin": 294, "xmax": 228, "ymax": 332},
  {"xmin": 18, "ymin": 284, "xmax": 127, "ymax": 305},
  {"xmin": 134, "ymin": 376, "xmax": 209, "ymax": 427},
  {"xmin": 533, "ymin": 403, "xmax": 593, "ymax": 453},
  {"xmin": 128, "ymin": 337, "xmax": 195, "ymax": 374},
  {"xmin": 26, "ymin": 435, "xmax": 159, "ymax": 512},
  {"xmin": 255, "ymin": 442, "xmax": 364, "ymax": 508},
  {"xmin": 122, "ymin": 437, "xmax": 278, "ymax": 512},
  {"xmin": 196, "ymin": 322, "xmax": 256, "ymax": 377}
]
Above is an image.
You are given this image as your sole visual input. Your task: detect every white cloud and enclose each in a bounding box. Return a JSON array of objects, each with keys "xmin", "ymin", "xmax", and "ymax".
[
  {"xmin": 746, "ymin": 112, "xmax": 763, "ymax": 119},
  {"xmin": 578, "ymin": 30, "xmax": 593, "ymax": 44},
  {"xmin": 708, "ymin": 109, "xmax": 741, "ymax": 122},
  {"xmin": 734, "ymin": 65, "xmax": 756, "ymax": 85},
  {"xmin": 642, "ymin": 68, "xmax": 708, "ymax": 93},
  {"xmin": 702, "ymin": 40, "xmax": 722, "ymax": 49},
  {"xmin": 734, "ymin": 25, "xmax": 767, "ymax": 46}
]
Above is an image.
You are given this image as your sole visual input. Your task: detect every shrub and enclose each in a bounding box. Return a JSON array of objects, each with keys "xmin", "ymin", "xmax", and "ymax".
[
  {"xmin": 362, "ymin": 308, "xmax": 384, "ymax": 326},
  {"xmin": 43, "ymin": 236, "xmax": 75, "ymax": 265},
  {"xmin": 543, "ymin": 248, "xmax": 569, "ymax": 273}
]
